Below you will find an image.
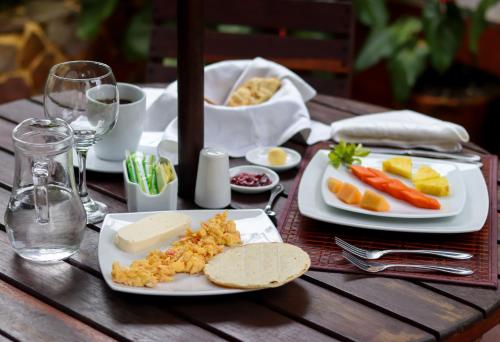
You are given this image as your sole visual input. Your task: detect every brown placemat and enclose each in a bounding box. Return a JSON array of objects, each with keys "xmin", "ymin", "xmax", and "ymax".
[{"xmin": 278, "ymin": 142, "xmax": 498, "ymax": 288}]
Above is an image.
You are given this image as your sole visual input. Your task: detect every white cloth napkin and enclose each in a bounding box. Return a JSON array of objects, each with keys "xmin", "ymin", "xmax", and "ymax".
[
  {"xmin": 145, "ymin": 57, "xmax": 323, "ymax": 157},
  {"xmin": 330, "ymin": 110, "xmax": 469, "ymax": 152}
]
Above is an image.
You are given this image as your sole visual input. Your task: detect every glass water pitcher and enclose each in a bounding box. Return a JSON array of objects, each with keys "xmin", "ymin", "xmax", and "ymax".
[{"xmin": 5, "ymin": 118, "xmax": 87, "ymax": 263}]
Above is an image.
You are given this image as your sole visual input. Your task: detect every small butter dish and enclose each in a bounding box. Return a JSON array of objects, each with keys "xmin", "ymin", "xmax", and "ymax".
[
  {"xmin": 123, "ymin": 157, "xmax": 178, "ymax": 212},
  {"xmin": 245, "ymin": 146, "xmax": 301, "ymax": 172}
]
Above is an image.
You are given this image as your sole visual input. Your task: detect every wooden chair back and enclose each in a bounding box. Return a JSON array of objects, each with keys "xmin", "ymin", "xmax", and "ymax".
[{"xmin": 147, "ymin": 0, "xmax": 355, "ymax": 97}]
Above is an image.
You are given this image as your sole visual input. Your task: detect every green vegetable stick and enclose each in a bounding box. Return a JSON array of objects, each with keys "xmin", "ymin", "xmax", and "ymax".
[
  {"xmin": 150, "ymin": 164, "xmax": 158, "ymax": 195},
  {"xmin": 125, "ymin": 151, "xmax": 137, "ymax": 183},
  {"xmin": 132, "ymin": 152, "xmax": 149, "ymax": 194}
]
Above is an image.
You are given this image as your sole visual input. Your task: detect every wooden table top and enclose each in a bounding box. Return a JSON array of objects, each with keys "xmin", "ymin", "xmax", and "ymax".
[{"xmin": 0, "ymin": 90, "xmax": 499, "ymax": 341}]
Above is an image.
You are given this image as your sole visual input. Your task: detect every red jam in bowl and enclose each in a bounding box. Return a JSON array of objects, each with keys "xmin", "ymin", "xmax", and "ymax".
[{"xmin": 230, "ymin": 172, "xmax": 272, "ymax": 187}]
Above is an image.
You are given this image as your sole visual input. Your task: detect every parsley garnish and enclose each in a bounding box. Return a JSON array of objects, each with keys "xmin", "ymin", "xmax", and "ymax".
[{"xmin": 328, "ymin": 140, "xmax": 370, "ymax": 169}]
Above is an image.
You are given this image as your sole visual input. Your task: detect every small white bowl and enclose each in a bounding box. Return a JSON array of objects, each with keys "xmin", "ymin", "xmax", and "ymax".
[
  {"xmin": 245, "ymin": 146, "xmax": 302, "ymax": 172},
  {"xmin": 229, "ymin": 165, "xmax": 279, "ymax": 194}
]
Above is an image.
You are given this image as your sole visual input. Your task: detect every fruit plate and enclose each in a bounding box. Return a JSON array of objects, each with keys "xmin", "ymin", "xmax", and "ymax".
[
  {"xmin": 298, "ymin": 150, "xmax": 488, "ymax": 233},
  {"xmin": 321, "ymin": 154, "xmax": 466, "ymax": 219},
  {"xmin": 99, "ymin": 209, "xmax": 282, "ymax": 296}
]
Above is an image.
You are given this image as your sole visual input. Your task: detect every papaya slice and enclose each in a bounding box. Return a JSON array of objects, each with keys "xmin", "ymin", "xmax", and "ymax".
[
  {"xmin": 367, "ymin": 167, "xmax": 390, "ymax": 179},
  {"xmin": 350, "ymin": 165, "xmax": 376, "ymax": 181},
  {"xmin": 400, "ymin": 190, "xmax": 441, "ymax": 210},
  {"xmin": 363, "ymin": 177, "xmax": 391, "ymax": 192}
]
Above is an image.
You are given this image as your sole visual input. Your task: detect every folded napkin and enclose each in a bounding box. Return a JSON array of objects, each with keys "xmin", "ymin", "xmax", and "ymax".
[
  {"xmin": 145, "ymin": 57, "xmax": 320, "ymax": 157},
  {"xmin": 330, "ymin": 110, "xmax": 469, "ymax": 152}
]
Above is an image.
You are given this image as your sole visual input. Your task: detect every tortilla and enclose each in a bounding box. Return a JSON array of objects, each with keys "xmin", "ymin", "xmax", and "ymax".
[{"xmin": 204, "ymin": 243, "xmax": 311, "ymax": 289}]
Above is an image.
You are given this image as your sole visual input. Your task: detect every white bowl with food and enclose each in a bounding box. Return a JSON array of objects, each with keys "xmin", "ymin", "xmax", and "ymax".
[{"xmin": 229, "ymin": 165, "xmax": 279, "ymax": 194}]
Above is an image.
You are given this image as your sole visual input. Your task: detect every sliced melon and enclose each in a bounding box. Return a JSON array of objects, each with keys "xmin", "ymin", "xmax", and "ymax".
[
  {"xmin": 413, "ymin": 166, "xmax": 440, "ymax": 183},
  {"xmin": 360, "ymin": 190, "xmax": 390, "ymax": 212},
  {"xmin": 382, "ymin": 157, "xmax": 412, "ymax": 179},
  {"xmin": 415, "ymin": 177, "xmax": 449, "ymax": 197},
  {"xmin": 336, "ymin": 183, "xmax": 362, "ymax": 205},
  {"xmin": 327, "ymin": 177, "xmax": 343, "ymax": 194}
]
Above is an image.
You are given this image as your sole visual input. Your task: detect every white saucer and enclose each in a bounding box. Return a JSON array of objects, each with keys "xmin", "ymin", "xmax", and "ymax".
[
  {"xmin": 72, "ymin": 147, "xmax": 123, "ymax": 174},
  {"xmin": 229, "ymin": 165, "xmax": 279, "ymax": 194},
  {"xmin": 245, "ymin": 147, "xmax": 301, "ymax": 172}
]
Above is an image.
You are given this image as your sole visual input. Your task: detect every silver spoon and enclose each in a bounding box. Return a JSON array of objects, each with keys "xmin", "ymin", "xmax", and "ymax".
[{"xmin": 264, "ymin": 184, "xmax": 285, "ymax": 221}]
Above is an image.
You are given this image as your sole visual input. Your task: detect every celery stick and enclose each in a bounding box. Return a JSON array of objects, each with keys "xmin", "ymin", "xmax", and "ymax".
[
  {"xmin": 125, "ymin": 151, "xmax": 137, "ymax": 183},
  {"xmin": 132, "ymin": 152, "xmax": 149, "ymax": 194}
]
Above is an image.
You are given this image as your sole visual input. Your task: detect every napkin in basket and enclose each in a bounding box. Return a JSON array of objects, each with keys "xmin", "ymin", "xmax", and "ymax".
[
  {"xmin": 330, "ymin": 110, "xmax": 470, "ymax": 152},
  {"xmin": 145, "ymin": 57, "xmax": 320, "ymax": 157}
]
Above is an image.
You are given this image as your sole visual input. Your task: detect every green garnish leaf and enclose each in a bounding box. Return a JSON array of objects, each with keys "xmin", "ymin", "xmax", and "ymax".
[{"xmin": 328, "ymin": 140, "xmax": 370, "ymax": 169}]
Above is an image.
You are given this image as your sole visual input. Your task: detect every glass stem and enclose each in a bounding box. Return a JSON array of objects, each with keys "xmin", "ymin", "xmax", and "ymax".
[{"xmin": 76, "ymin": 147, "xmax": 90, "ymax": 205}]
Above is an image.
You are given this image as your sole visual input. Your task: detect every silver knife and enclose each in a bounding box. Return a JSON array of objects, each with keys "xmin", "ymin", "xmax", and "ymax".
[{"xmin": 369, "ymin": 147, "xmax": 481, "ymax": 164}]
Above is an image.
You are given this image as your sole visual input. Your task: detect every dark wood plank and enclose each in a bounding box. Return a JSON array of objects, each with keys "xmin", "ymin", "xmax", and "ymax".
[
  {"xmin": 150, "ymin": 28, "xmax": 350, "ymax": 67},
  {"xmin": 0, "ymin": 280, "xmax": 116, "ymax": 342},
  {"xmin": 259, "ymin": 279, "xmax": 434, "ymax": 342},
  {"xmin": 303, "ymin": 272, "xmax": 482, "ymax": 340},
  {"xmin": 154, "ymin": 0, "xmax": 353, "ymax": 34},
  {"xmin": 0, "ymin": 228, "xmax": 221, "ymax": 341}
]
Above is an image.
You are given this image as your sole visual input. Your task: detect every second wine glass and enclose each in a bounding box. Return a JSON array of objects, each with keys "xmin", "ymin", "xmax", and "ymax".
[{"xmin": 44, "ymin": 60, "xmax": 119, "ymax": 224}]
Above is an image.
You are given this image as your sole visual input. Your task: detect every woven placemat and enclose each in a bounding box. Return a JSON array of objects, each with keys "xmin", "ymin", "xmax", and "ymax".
[{"xmin": 278, "ymin": 142, "xmax": 498, "ymax": 288}]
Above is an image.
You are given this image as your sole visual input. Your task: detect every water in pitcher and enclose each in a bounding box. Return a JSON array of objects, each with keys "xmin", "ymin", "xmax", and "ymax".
[
  {"xmin": 6, "ymin": 118, "xmax": 87, "ymax": 263},
  {"xmin": 5, "ymin": 184, "xmax": 86, "ymax": 262}
]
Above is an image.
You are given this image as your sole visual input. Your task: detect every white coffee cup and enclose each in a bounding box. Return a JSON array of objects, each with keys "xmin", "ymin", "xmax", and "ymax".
[
  {"xmin": 195, "ymin": 148, "xmax": 231, "ymax": 209},
  {"xmin": 94, "ymin": 83, "xmax": 146, "ymax": 161}
]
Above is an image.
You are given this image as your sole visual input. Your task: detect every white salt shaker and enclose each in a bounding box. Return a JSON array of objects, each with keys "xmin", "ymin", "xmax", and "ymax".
[{"xmin": 195, "ymin": 148, "xmax": 231, "ymax": 208}]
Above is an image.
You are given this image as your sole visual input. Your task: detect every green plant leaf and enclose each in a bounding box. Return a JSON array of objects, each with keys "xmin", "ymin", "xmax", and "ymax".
[
  {"xmin": 123, "ymin": 2, "xmax": 153, "ymax": 60},
  {"xmin": 355, "ymin": 27, "xmax": 394, "ymax": 70},
  {"xmin": 355, "ymin": 17, "xmax": 422, "ymax": 71},
  {"xmin": 77, "ymin": 0, "xmax": 118, "ymax": 39},
  {"xmin": 328, "ymin": 140, "xmax": 370, "ymax": 168},
  {"xmin": 353, "ymin": 0, "xmax": 388, "ymax": 29},
  {"xmin": 423, "ymin": 2, "xmax": 464, "ymax": 73},
  {"xmin": 388, "ymin": 41, "xmax": 429, "ymax": 103},
  {"xmin": 470, "ymin": 0, "xmax": 499, "ymax": 54}
]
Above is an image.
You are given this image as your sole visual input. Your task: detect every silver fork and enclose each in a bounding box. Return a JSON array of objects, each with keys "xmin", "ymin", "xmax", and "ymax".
[
  {"xmin": 335, "ymin": 237, "xmax": 472, "ymax": 260},
  {"xmin": 342, "ymin": 251, "xmax": 474, "ymax": 275}
]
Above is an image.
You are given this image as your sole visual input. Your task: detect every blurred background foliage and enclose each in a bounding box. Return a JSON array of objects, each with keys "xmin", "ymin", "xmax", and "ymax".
[{"xmin": 354, "ymin": 0, "xmax": 500, "ymax": 102}]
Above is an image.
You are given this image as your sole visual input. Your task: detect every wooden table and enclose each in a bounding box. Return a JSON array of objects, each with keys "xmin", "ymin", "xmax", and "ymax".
[{"xmin": 0, "ymin": 90, "xmax": 499, "ymax": 341}]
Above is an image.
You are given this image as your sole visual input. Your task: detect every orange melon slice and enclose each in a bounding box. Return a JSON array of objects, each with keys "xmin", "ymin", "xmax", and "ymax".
[
  {"xmin": 336, "ymin": 183, "xmax": 362, "ymax": 205},
  {"xmin": 360, "ymin": 190, "xmax": 390, "ymax": 212},
  {"xmin": 327, "ymin": 177, "xmax": 343, "ymax": 194}
]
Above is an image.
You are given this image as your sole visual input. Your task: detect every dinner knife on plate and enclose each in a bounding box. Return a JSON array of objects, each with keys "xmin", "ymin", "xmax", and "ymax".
[{"xmin": 369, "ymin": 147, "xmax": 481, "ymax": 164}]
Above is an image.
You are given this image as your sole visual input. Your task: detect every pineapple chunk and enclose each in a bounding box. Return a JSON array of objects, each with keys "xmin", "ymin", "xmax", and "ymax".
[
  {"xmin": 415, "ymin": 177, "xmax": 449, "ymax": 197},
  {"xmin": 413, "ymin": 166, "xmax": 440, "ymax": 183},
  {"xmin": 360, "ymin": 190, "xmax": 390, "ymax": 212},
  {"xmin": 327, "ymin": 177, "xmax": 343, "ymax": 194},
  {"xmin": 336, "ymin": 183, "xmax": 362, "ymax": 205},
  {"xmin": 382, "ymin": 157, "xmax": 412, "ymax": 179}
]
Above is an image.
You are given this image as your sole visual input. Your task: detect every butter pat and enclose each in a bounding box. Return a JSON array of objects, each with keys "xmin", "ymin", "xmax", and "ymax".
[
  {"xmin": 268, "ymin": 147, "xmax": 287, "ymax": 166},
  {"xmin": 114, "ymin": 213, "xmax": 191, "ymax": 253}
]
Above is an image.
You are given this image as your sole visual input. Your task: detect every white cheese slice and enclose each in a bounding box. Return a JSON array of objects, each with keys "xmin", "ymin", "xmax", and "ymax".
[{"xmin": 114, "ymin": 212, "xmax": 191, "ymax": 253}]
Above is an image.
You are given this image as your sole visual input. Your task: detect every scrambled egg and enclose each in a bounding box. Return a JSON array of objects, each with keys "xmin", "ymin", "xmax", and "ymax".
[{"xmin": 112, "ymin": 211, "xmax": 241, "ymax": 288}]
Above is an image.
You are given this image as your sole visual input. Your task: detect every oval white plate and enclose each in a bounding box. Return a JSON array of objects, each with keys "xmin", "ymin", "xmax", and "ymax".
[
  {"xmin": 230, "ymin": 165, "xmax": 279, "ymax": 194},
  {"xmin": 320, "ymin": 154, "xmax": 466, "ymax": 219},
  {"xmin": 245, "ymin": 147, "xmax": 301, "ymax": 172}
]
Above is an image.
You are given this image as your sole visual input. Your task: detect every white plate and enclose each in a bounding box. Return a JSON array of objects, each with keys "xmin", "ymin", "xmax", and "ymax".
[
  {"xmin": 298, "ymin": 150, "xmax": 488, "ymax": 233},
  {"xmin": 245, "ymin": 147, "xmax": 301, "ymax": 172},
  {"xmin": 229, "ymin": 165, "xmax": 279, "ymax": 194},
  {"xmin": 321, "ymin": 155, "xmax": 466, "ymax": 218},
  {"xmin": 99, "ymin": 209, "xmax": 283, "ymax": 296},
  {"xmin": 73, "ymin": 147, "xmax": 123, "ymax": 173}
]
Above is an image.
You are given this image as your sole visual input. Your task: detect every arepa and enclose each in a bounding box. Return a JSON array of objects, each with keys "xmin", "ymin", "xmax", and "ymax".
[{"xmin": 204, "ymin": 242, "xmax": 311, "ymax": 289}]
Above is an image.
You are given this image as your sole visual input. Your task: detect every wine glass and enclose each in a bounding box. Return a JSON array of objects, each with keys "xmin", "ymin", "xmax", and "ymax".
[{"xmin": 44, "ymin": 61, "xmax": 119, "ymax": 224}]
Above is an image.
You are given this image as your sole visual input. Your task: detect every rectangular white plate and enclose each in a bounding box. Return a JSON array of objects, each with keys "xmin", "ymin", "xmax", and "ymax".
[
  {"xmin": 99, "ymin": 209, "xmax": 282, "ymax": 296},
  {"xmin": 321, "ymin": 154, "xmax": 466, "ymax": 218},
  {"xmin": 299, "ymin": 150, "xmax": 488, "ymax": 233}
]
